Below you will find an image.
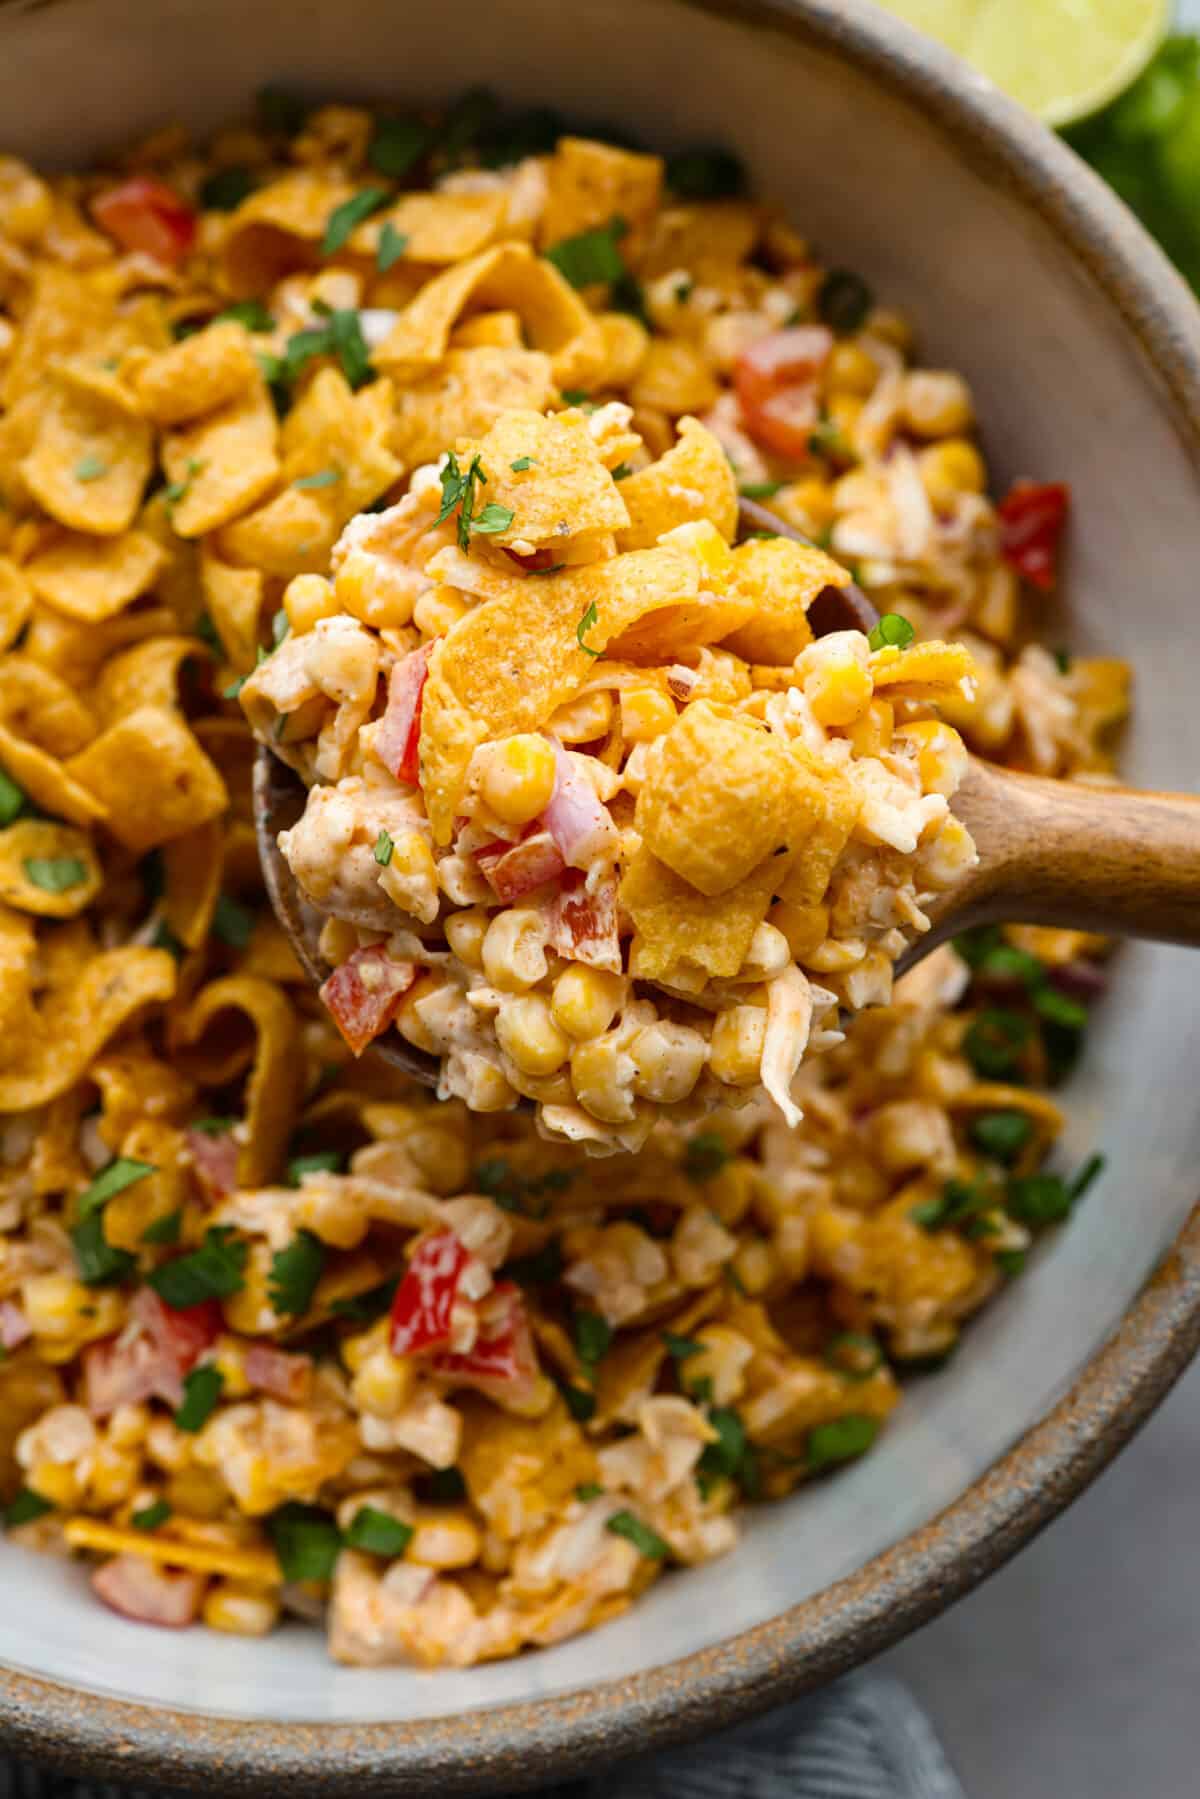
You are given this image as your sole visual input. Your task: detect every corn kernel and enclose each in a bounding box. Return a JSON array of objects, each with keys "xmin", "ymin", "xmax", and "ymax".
[
  {"xmin": 551, "ymin": 965, "xmax": 624, "ymax": 1039},
  {"xmin": 827, "ymin": 392, "xmax": 864, "ymax": 441},
  {"xmin": 776, "ymin": 476, "xmax": 835, "ymax": 536},
  {"xmin": 22, "ymin": 1274, "xmax": 122, "ymax": 1346},
  {"xmin": 203, "ymin": 1581, "xmax": 281, "ymax": 1637},
  {"xmin": 0, "ymin": 157, "xmax": 52, "ymax": 243},
  {"xmin": 767, "ymin": 900, "xmax": 829, "ymax": 962},
  {"xmin": 894, "ymin": 718, "xmax": 969, "ymax": 796},
  {"xmin": 444, "ymin": 906, "xmax": 489, "ymax": 970},
  {"xmin": 478, "ymin": 734, "xmax": 557, "ymax": 826},
  {"xmin": 87, "ymin": 1443, "xmax": 140, "ymax": 1507},
  {"xmin": 570, "ymin": 1036, "xmax": 637, "ymax": 1124},
  {"xmin": 378, "ymin": 831, "xmax": 439, "ymax": 923},
  {"xmin": 284, "ymin": 573, "xmax": 338, "ymax": 635},
  {"xmin": 352, "ymin": 1348, "xmax": 415, "ymax": 1417},
  {"xmin": 739, "ymin": 922, "xmax": 791, "ymax": 979},
  {"xmin": 732, "ymin": 1237, "xmax": 776, "ymax": 1295},
  {"xmin": 709, "ymin": 1007, "xmax": 767, "ymax": 1086},
  {"xmin": 165, "ymin": 1467, "xmax": 230, "ymax": 1518},
  {"xmin": 495, "ymin": 994, "xmax": 569, "ymax": 1077},
  {"xmin": 211, "ymin": 1340, "xmax": 251, "ymax": 1400},
  {"xmin": 901, "ymin": 370, "xmax": 973, "ymax": 438},
  {"xmin": 846, "ymin": 696, "xmax": 894, "ymax": 759},
  {"xmin": 408, "ymin": 1509, "xmax": 482, "ymax": 1569},
  {"xmin": 620, "ymin": 687, "xmax": 676, "ymax": 744},
  {"xmin": 629, "ymin": 1020, "xmax": 707, "ymax": 1104},
  {"xmin": 413, "ymin": 585, "xmax": 470, "ymax": 638},
  {"xmin": 341, "ymin": 1318, "xmax": 390, "ymax": 1375},
  {"xmin": 660, "ymin": 518, "xmax": 734, "ymax": 574},
  {"xmin": 317, "ymin": 914, "xmax": 360, "ymax": 965},
  {"xmin": 686, "ymin": 1325, "xmax": 755, "ymax": 1405},
  {"xmin": 481, "ymin": 909, "xmax": 549, "ymax": 993},
  {"xmin": 825, "ymin": 341, "xmax": 878, "ymax": 397},
  {"xmin": 395, "ymin": 974, "xmax": 442, "ymax": 1053},
  {"xmin": 972, "ymin": 563, "xmax": 1018, "ymax": 642},
  {"xmin": 29, "ymin": 1461, "xmax": 79, "ymax": 1507},
  {"xmin": 548, "ymin": 689, "xmax": 613, "ymax": 743},
  {"xmin": 917, "ymin": 437, "xmax": 985, "ymax": 502},
  {"xmin": 805, "ymin": 659, "xmax": 873, "ymax": 728}
]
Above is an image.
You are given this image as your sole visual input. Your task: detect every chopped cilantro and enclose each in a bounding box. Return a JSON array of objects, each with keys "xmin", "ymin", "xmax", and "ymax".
[
  {"xmin": 471, "ymin": 501, "xmax": 514, "ymax": 535},
  {"xmin": 683, "ymin": 1132, "xmax": 729, "ymax": 1181},
  {"xmin": 995, "ymin": 1248, "xmax": 1027, "ymax": 1277},
  {"xmin": 269, "ymin": 1501, "xmax": 342, "ymax": 1582},
  {"xmin": 544, "ymin": 217, "xmax": 628, "ymax": 288},
  {"xmin": 573, "ymin": 1309, "xmax": 612, "ymax": 1369},
  {"xmin": 0, "ymin": 770, "xmax": 24, "ymax": 825},
  {"xmin": 1054, "ymin": 645, "xmax": 1072, "ymax": 674},
  {"xmin": 439, "ymin": 87, "xmax": 500, "ymax": 161},
  {"xmin": 71, "ymin": 1212, "xmax": 136, "ymax": 1287},
  {"xmin": 964, "ymin": 1008, "xmax": 1033, "ymax": 1080},
  {"xmin": 575, "ymin": 1482, "xmax": 604, "ymax": 1503},
  {"xmin": 611, "ymin": 462, "xmax": 634, "ymax": 480},
  {"xmin": 175, "ymin": 1365, "xmax": 223, "ymax": 1432},
  {"xmin": 376, "ymin": 219, "xmax": 409, "ymax": 273},
  {"xmin": 1006, "ymin": 1173, "xmax": 1072, "ymax": 1227},
  {"xmin": 344, "ymin": 1505, "xmax": 412, "ymax": 1558},
  {"xmin": 1069, "ymin": 1152, "xmax": 1106, "ymax": 1201},
  {"xmin": 216, "ymin": 299, "xmax": 275, "ymax": 332},
  {"xmin": 200, "ymin": 166, "xmax": 254, "ymax": 211},
  {"xmin": 969, "ymin": 1110, "xmax": 1034, "ymax": 1162},
  {"xmin": 195, "ymin": 612, "xmax": 222, "ymax": 654},
  {"xmin": 287, "ymin": 1150, "xmax": 345, "ymax": 1183},
  {"xmin": 192, "ymin": 1116, "xmax": 236, "ymax": 1136},
  {"xmin": 663, "ymin": 1330, "xmax": 705, "ymax": 1362},
  {"xmin": 212, "ymin": 893, "xmax": 254, "ymax": 949},
  {"xmin": 329, "ymin": 1275, "xmax": 399, "ymax": 1324},
  {"xmin": 560, "ymin": 1381, "xmax": 596, "ymax": 1422},
  {"xmin": 698, "ymin": 1406, "xmax": 748, "ymax": 1481},
  {"xmin": 510, "ymin": 455, "xmax": 536, "ymax": 471},
  {"xmin": 560, "ymin": 388, "xmax": 590, "ymax": 405},
  {"xmin": 1032, "ymin": 986, "xmax": 1089, "ymax": 1032},
  {"xmin": 576, "ymin": 600, "xmax": 602, "ymax": 658},
  {"xmin": 503, "ymin": 1240, "xmax": 565, "ymax": 1288},
  {"xmin": 141, "ymin": 1209, "xmax": 182, "ymax": 1247},
  {"xmin": 77, "ymin": 1158, "xmax": 156, "ymax": 1218},
  {"xmin": 224, "ymin": 646, "xmax": 268, "ymax": 701},
  {"xmin": 148, "ymin": 1226, "xmax": 247, "ymax": 1308},
  {"xmin": 816, "ymin": 269, "xmax": 874, "ymax": 335},
  {"xmin": 606, "ymin": 1509, "xmax": 670, "ymax": 1559},
  {"xmin": 373, "ymin": 829, "xmax": 394, "ymax": 867},
  {"xmin": 73, "ymin": 453, "xmax": 107, "ymax": 483},
  {"xmin": 665, "ymin": 145, "xmax": 745, "ymax": 198},
  {"xmin": 867, "ymin": 612, "xmax": 915, "ymax": 651},
  {"xmin": 23, "ymin": 856, "xmax": 87, "ymax": 894},
  {"xmin": 132, "ymin": 1499, "xmax": 172, "ymax": 1531},
  {"xmin": 321, "ymin": 186, "xmax": 390, "ymax": 257},
  {"xmin": 807, "ymin": 1413, "xmax": 879, "ymax": 1470},
  {"xmin": 369, "ymin": 115, "xmax": 433, "ymax": 178},
  {"xmin": 824, "ymin": 1333, "xmax": 884, "ymax": 1381},
  {"xmin": 4, "ymin": 1487, "xmax": 53, "ymax": 1528},
  {"xmin": 739, "ymin": 480, "xmax": 784, "ymax": 499},
  {"xmin": 911, "ymin": 1176, "xmax": 993, "ymax": 1234},
  {"xmin": 268, "ymin": 1230, "xmax": 326, "ymax": 1317},
  {"xmin": 277, "ymin": 308, "xmax": 375, "ymax": 392},
  {"xmin": 293, "ymin": 467, "xmax": 341, "ymax": 490}
]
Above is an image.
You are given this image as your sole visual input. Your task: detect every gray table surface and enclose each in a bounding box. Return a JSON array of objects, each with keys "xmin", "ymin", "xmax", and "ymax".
[{"xmin": 882, "ymin": 11, "xmax": 1200, "ymax": 1789}]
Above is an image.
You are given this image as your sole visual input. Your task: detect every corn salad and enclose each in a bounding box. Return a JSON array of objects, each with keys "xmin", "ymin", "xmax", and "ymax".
[{"xmin": 0, "ymin": 91, "xmax": 1125, "ymax": 1664}]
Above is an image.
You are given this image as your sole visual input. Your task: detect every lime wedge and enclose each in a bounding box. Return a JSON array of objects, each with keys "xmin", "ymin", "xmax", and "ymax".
[{"xmin": 871, "ymin": 0, "xmax": 1171, "ymax": 127}]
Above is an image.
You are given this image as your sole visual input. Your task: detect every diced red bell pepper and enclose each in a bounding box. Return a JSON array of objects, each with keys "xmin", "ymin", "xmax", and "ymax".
[
  {"xmin": 83, "ymin": 1288, "xmax": 221, "ymax": 1417},
  {"xmin": 319, "ymin": 944, "xmax": 417, "ymax": 1056},
  {"xmin": 475, "ymin": 828, "xmax": 566, "ymax": 902},
  {"xmin": 390, "ymin": 1228, "xmax": 472, "ymax": 1356},
  {"xmin": 432, "ymin": 1282, "xmax": 540, "ymax": 1403},
  {"xmin": 92, "ymin": 1555, "xmax": 204, "ymax": 1628},
  {"xmin": 186, "ymin": 1127, "xmax": 239, "ymax": 1202},
  {"xmin": 90, "ymin": 176, "xmax": 197, "ymax": 266},
  {"xmin": 733, "ymin": 326, "xmax": 833, "ymax": 460},
  {"xmin": 997, "ymin": 480, "xmax": 1070, "ymax": 592},
  {"xmin": 376, "ymin": 644, "xmax": 431, "ymax": 786},
  {"xmin": 547, "ymin": 869, "xmax": 621, "ymax": 972}
]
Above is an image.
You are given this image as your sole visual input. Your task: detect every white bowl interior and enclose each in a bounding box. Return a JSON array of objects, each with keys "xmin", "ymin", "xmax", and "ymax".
[{"xmin": 2, "ymin": 0, "xmax": 1198, "ymax": 1724}]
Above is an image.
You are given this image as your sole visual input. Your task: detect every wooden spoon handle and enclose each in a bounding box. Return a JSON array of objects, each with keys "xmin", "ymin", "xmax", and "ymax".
[{"xmin": 934, "ymin": 759, "xmax": 1200, "ymax": 946}]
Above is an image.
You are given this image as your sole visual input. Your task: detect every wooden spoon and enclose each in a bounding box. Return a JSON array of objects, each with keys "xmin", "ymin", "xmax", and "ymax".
[{"xmin": 254, "ymin": 498, "xmax": 1200, "ymax": 1082}]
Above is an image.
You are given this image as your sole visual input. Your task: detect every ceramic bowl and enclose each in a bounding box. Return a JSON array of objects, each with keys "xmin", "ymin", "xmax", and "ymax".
[{"xmin": 3, "ymin": 0, "xmax": 1200, "ymax": 1790}]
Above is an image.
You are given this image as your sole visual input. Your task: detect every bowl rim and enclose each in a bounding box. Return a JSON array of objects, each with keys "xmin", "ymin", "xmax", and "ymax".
[{"xmin": 5, "ymin": 0, "xmax": 1200, "ymax": 1789}]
